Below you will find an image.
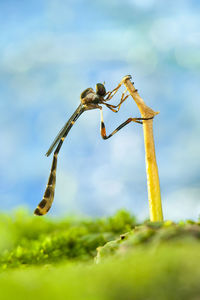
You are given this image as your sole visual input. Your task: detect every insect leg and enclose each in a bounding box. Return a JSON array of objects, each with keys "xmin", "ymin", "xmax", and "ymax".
[
  {"xmin": 105, "ymin": 82, "xmax": 123, "ymax": 101},
  {"xmin": 105, "ymin": 74, "xmax": 132, "ymax": 101},
  {"xmin": 99, "ymin": 108, "xmax": 153, "ymax": 140},
  {"xmin": 103, "ymin": 94, "xmax": 130, "ymax": 112}
]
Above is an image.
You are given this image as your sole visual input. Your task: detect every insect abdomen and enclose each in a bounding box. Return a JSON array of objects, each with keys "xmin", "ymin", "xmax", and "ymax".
[{"xmin": 34, "ymin": 153, "xmax": 57, "ymax": 216}]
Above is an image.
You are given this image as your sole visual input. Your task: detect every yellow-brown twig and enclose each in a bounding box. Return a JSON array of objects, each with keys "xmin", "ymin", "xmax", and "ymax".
[{"xmin": 121, "ymin": 75, "xmax": 163, "ymax": 222}]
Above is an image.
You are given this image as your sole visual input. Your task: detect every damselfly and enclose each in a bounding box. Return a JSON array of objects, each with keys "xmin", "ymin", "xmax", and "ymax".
[{"xmin": 34, "ymin": 80, "xmax": 152, "ymax": 215}]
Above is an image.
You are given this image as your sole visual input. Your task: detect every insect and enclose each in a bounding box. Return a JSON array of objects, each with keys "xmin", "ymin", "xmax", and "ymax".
[{"xmin": 34, "ymin": 80, "xmax": 152, "ymax": 215}]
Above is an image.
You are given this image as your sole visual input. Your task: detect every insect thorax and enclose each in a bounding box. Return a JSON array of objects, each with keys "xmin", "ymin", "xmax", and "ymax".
[{"xmin": 80, "ymin": 88, "xmax": 100, "ymax": 105}]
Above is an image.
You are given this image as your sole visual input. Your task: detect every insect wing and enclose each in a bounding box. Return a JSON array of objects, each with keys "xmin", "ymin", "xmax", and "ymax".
[
  {"xmin": 45, "ymin": 120, "xmax": 72, "ymax": 156},
  {"xmin": 45, "ymin": 105, "xmax": 84, "ymax": 157}
]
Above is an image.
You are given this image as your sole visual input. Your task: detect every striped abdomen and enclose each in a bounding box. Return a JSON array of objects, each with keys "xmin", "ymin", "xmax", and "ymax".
[
  {"xmin": 34, "ymin": 105, "xmax": 85, "ymax": 216},
  {"xmin": 34, "ymin": 153, "xmax": 57, "ymax": 215}
]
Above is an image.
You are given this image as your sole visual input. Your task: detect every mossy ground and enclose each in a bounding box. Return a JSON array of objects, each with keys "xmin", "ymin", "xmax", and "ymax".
[
  {"xmin": 0, "ymin": 209, "xmax": 136, "ymax": 268},
  {"xmin": 0, "ymin": 210, "xmax": 200, "ymax": 299}
]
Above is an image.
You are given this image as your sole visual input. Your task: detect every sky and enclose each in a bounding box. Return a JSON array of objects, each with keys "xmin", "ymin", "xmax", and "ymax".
[{"xmin": 1, "ymin": 0, "xmax": 200, "ymax": 220}]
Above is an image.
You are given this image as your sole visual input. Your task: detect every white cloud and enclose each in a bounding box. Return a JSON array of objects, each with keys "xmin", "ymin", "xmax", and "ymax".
[{"xmin": 163, "ymin": 187, "xmax": 200, "ymax": 220}]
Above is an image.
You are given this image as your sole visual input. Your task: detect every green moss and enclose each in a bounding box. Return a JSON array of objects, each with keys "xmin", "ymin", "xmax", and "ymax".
[
  {"xmin": 0, "ymin": 244, "xmax": 200, "ymax": 300},
  {"xmin": 96, "ymin": 221, "xmax": 200, "ymax": 262},
  {"xmin": 0, "ymin": 209, "xmax": 136, "ymax": 268},
  {"xmin": 0, "ymin": 210, "xmax": 200, "ymax": 299}
]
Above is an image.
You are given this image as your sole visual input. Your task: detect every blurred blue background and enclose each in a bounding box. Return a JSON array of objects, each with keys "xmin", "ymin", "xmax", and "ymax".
[{"xmin": 1, "ymin": 0, "xmax": 200, "ymax": 220}]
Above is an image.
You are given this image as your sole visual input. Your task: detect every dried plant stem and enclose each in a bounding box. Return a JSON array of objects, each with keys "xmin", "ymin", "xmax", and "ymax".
[{"xmin": 121, "ymin": 76, "xmax": 163, "ymax": 222}]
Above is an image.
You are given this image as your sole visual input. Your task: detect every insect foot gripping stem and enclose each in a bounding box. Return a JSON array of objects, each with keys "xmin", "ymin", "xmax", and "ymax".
[{"xmin": 34, "ymin": 153, "xmax": 57, "ymax": 215}]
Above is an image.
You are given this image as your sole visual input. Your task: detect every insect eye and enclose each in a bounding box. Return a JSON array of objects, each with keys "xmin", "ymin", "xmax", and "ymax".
[{"xmin": 96, "ymin": 83, "xmax": 106, "ymax": 96}]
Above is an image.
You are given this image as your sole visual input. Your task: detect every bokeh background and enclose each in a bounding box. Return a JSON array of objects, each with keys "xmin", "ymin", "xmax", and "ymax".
[{"xmin": 1, "ymin": 0, "xmax": 200, "ymax": 220}]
